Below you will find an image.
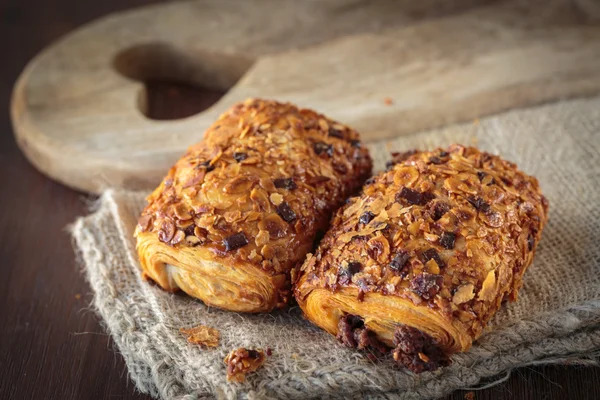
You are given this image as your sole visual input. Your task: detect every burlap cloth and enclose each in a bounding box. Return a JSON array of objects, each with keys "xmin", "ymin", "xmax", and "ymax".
[{"xmin": 71, "ymin": 95, "xmax": 600, "ymax": 399}]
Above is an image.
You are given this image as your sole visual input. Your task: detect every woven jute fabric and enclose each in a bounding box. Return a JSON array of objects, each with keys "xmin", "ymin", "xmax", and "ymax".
[{"xmin": 71, "ymin": 96, "xmax": 600, "ymax": 399}]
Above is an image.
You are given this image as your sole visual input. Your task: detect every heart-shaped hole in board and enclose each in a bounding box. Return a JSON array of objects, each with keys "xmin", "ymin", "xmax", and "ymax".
[{"xmin": 113, "ymin": 43, "xmax": 254, "ymax": 120}]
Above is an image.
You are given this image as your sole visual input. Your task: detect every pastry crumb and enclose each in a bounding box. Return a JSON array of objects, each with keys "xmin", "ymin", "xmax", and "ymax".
[
  {"xmin": 383, "ymin": 97, "xmax": 393, "ymax": 105},
  {"xmin": 224, "ymin": 348, "xmax": 266, "ymax": 382},
  {"xmin": 180, "ymin": 325, "xmax": 220, "ymax": 348}
]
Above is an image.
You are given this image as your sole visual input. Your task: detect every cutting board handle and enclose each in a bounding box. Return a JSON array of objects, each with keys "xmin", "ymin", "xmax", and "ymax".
[{"xmin": 11, "ymin": 0, "xmax": 600, "ymax": 193}]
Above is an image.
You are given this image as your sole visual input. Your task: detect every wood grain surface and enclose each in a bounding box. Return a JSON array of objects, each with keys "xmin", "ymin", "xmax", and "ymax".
[
  {"xmin": 10, "ymin": 0, "xmax": 600, "ymax": 194},
  {"xmin": 1, "ymin": 1, "xmax": 600, "ymax": 399}
]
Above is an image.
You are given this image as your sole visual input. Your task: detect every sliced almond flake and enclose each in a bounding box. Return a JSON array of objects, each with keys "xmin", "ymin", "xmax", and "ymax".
[
  {"xmin": 478, "ymin": 270, "xmax": 497, "ymax": 302},
  {"xmin": 369, "ymin": 197, "xmax": 387, "ymax": 215},
  {"xmin": 452, "ymin": 283, "xmax": 475, "ymax": 304},
  {"xmin": 255, "ymin": 230, "xmax": 270, "ymax": 246},
  {"xmin": 386, "ymin": 202, "xmax": 403, "ymax": 218},
  {"xmin": 425, "ymin": 258, "xmax": 440, "ymax": 274},
  {"xmin": 371, "ymin": 208, "xmax": 389, "ymax": 225},
  {"xmin": 424, "ymin": 232, "xmax": 439, "ymax": 242},
  {"xmin": 270, "ymin": 192, "xmax": 284, "ymax": 206},
  {"xmin": 180, "ymin": 325, "xmax": 220, "ymax": 347}
]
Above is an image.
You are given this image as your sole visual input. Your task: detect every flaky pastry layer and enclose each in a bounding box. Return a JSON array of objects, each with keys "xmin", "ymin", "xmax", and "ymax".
[
  {"xmin": 135, "ymin": 99, "xmax": 372, "ymax": 312},
  {"xmin": 295, "ymin": 145, "xmax": 548, "ymax": 369}
]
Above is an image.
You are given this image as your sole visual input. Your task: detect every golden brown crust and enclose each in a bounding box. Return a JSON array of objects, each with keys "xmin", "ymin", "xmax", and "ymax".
[
  {"xmin": 135, "ymin": 98, "xmax": 372, "ymax": 312},
  {"xmin": 295, "ymin": 145, "xmax": 548, "ymax": 364}
]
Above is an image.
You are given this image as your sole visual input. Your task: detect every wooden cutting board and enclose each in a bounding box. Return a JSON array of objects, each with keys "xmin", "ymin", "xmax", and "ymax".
[{"xmin": 11, "ymin": 0, "xmax": 600, "ymax": 193}]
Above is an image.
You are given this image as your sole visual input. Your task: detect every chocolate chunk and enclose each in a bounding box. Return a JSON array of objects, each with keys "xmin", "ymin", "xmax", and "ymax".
[
  {"xmin": 350, "ymin": 140, "xmax": 361, "ymax": 148},
  {"xmin": 389, "ymin": 251, "xmax": 410, "ymax": 275},
  {"xmin": 422, "ymin": 248, "xmax": 445, "ymax": 268},
  {"xmin": 247, "ymin": 349, "xmax": 260, "ymax": 359},
  {"xmin": 338, "ymin": 261, "xmax": 362, "ymax": 285},
  {"xmin": 276, "ymin": 202, "xmax": 297, "ymax": 223},
  {"xmin": 359, "ymin": 211, "xmax": 375, "ymax": 225},
  {"xmin": 273, "ymin": 177, "xmax": 297, "ymax": 190},
  {"xmin": 527, "ymin": 233, "xmax": 534, "ymax": 251},
  {"xmin": 354, "ymin": 327, "xmax": 388, "ymax": 354},
  {"xmin": 439, "ymin": 232, "xmax": 456, "ymax": 250},
  {"xmin": 396, "ymin": 187, "xmax": 435, "ymax": 206},
  {"xmin": 429, "ymin": 201, "xmax": 450, "ymax": 221},
  {"xmin": 233, "ymin": 152, "xmax": 248, "ymax": 162},
  {"xmin": 337, "ymin": 314, "xmax": 388, "ymax": 356},
  {"xmin": 392, "ymin": 325, "xmax": 448, "ymax": 373},
  {"xmin": 410, "ymin": 273, "xmax": 443, "ymax": 300},
  {"xmin": 223, "ymin": 232, "xmax": 248, "ymax": 251},
  {"xmin": 468, "ymin": 196, "xmax": 490, "ymax": 212},
  {"xmin": 337, "ymin": 314, "xmax": 364, "ymax": 347},
  {"xmin": 200, "ymin": 160, "xmax": 215, "ymax": 172},
  {"xmin": 348, "ymin": 261, "xmax": 362, "ymax": 275},
  {"xmin": 314, "ymin": 142, "xmax": 334, "ymax": 157},
  {"xmin": 328, "ymin": 127, "xmax": 344, "ymax": 138},
  {"xmin": 429, "ymin": 156, "xmax": 442, "ymax": 164},
  {"xmin": 439, "ymin": 151, "xmax": 449, "ymax": 157}
]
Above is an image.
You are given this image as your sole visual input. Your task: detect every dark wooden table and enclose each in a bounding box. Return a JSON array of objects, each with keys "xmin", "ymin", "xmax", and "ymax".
[{"xmin": 1, "ymin": 1, "xmax": 599, "ymax": 399}]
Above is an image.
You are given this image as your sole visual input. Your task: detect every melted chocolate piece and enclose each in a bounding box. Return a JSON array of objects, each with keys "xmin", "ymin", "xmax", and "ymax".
[
  {"xmin": 233, "ymin": 152, "xmax": 248, "ymax": 162},
  {"xmin": 396, "ymin": 187, "xmax": 435, "ymax": 206},
  {"xmin": 276, "ymin": 202, "xmax": 297, "ymax": 223},
  {"xmin": 223, "ymin": 232, "xmax": 249, "ymax": 251},
  {"xmin": 337, "ymin": 314, "xmax": 388, "ymax": 356},
  {"xmin": 389, "ymin": 251, "xmax": 410, "ymax": 275},
  {"xmin": 314, "ymin": 142, "xmax": 334, "ymax": 157},
  {"xmin": 359, "ymin": 211, "xmax": 376, "ymax": 225},
  {"xmin": 429, "ymin": 201, "xmax": 450, "ymax": 221},
  {"xmin": 468, "ymin": 196, "xmax": 491, "ymax": 212},
  {"xmin": 410, "ymin": 273, "xmax": 443, "ymax": 300},
  {"xmin": 273, "ymin": 177, "xmax": 297, "ymax": 190},
  {"xmin": 421, "ymin": 248, "xmax": 445, "ymax": 268},
  {"xmin": 338, "ymin": 261, "xmax": 362, "ymax": 285},
  {"xmin": 439, "ymin": 232, "xmax": 456, "ymax": 250},
  {"xmin": 392, "ymin": 325, "xmax": 449, "ymax": 373}
]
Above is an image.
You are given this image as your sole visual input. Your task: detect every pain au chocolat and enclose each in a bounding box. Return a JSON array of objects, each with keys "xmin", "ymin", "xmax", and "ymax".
[
  {"xmin": 135, "ymin": 99, "xmax": 372, "ymax": 312},
  {"xmin": 294, "ymin": 145, "xmax": 548, "ymax": 372}
]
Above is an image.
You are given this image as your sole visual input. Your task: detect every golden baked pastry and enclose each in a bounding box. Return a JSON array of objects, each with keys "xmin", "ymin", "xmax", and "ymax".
[
  {"xmin": 294, "ymin": 145, "xmax": 548, "ymax": 372},
  {"xmin": 135, "ymin": 99, "xmax": 372, "ymax": 312}
]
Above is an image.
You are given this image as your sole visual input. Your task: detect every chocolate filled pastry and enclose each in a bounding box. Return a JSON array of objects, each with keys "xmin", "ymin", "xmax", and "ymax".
[
  {"xmin": 294, "ymin": 145, "xmax": 548, "ymax": 372},
  {"xmin": 135, "ymin": 99, "xmax": 372, "ymax": 312}
]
